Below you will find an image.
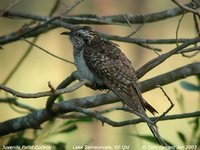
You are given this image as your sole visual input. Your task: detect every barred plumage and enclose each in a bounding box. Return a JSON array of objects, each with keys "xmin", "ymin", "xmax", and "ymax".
[{"xmin": 61, "ymin": 26, "xmax": 168, "ymax": 146}]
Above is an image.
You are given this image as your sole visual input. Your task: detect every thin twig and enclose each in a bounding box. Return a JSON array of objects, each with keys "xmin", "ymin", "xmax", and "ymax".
[
  {"xmin": 193, "ymin": 14, "xmax": 200, "ymax": 36},
  {"xmin": 138, "ymin": 43, "xmax": 162, "ymax": 52},
  {"xmin": 0, "ymin": 1, "xmax": 196, "ymax": 47},
  {"xmin": 59, "ymin": 0, "xmax": 70, "ymax": 9},
  {"xmin": 153, "ymin": 85, "xmax": 174, "ymax": 124},
  {"xmin": 172, "ymin": 0, "xmax": 200, "ymax": 15},
  {"xmin": 49, "ymin": 0, "xmax": 61, "ymax": 16},
  {"xmin": 123, "ymin": 15, "xmax": 160, "ymax": 55},
  {"xmin": 67, "ymin": 106, "xmax": 200, "ymax": 127},
  {"xmin": 2, "ymin": 0, "xmax": 84, "ymax": 45},
  {"xmin": 46, "ymin": 71, "xmax": 77, "ymax": 111},
  {"xmin": 0, "ymin": 0, "xmax": 23, "ymax": 16},
  {"xmin": 178, "ymin": 45, "xmax": 200, "ymax": 53},
  {"xmin": 0, "ymin": 62, "xmax": 200, "ymax": 136},
  {"xmin": 8, "ymin": 102, "xmax": 29, "ymax": 114},
  {"xmin": 176, "ymin": 13, "xmax": 185, "ymax": 46},
  {"xmin": 181, "ymin": 50, "xmax": 200, "ymax": 58},
  {"xmin": 1, "ymin": 106, "xmax": 200, "ymax": 136},
  {"xmin": 125, "ymin": 24, "xmax": 144, "ymax": 38},
  {"xmin": 61, "ymin": 0, "xmax": 85, "ymax": 16},
  {"xmin": 137, "ymin": 37, "xmax": 200, "ymax": 79},
  {"xmin": 59, "ymin": 106, "xmax": 122, "ymax": 119},
  {"xmin": 0, "ymin": 98, "xmax": 36, "ymax": 112},
  {"xmin": 22, "ymin": 38, "xmax": 74, "ymax": 64},
  {"xmin": 0, "ymin": 79, "xmax": 91, "ymax": 99},
  {"xmin": 48, "ymin": 81, "xmax": 56, "ymax": 92},
  {"xmin": 2, "ymin": 37, "xmax": 38, "ymax": 85},
  {"xmin": 2, "ymin": 1, "xmax": 63, "ymax": 85}
]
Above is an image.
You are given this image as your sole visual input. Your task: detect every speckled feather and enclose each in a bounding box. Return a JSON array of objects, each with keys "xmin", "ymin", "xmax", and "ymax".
[
  {"xmin": 66, "ymin": 26, "xmax": 157, "ymax": 115},
  {"xmin": 64, "ymin": 26, "xmax": 167, "ymax": 146},
  {"xmin": 82, "ymin": 30, "xmax": 157, "ymax": 115}
]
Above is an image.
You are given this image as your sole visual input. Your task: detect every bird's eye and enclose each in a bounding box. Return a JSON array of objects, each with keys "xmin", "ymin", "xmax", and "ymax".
[{"xmin": 76, "ymin": 33, "xmax": 82, "ymax": 37}]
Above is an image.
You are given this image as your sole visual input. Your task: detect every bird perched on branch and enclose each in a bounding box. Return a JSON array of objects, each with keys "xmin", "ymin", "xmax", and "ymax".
[{"xmin": 61, "ymin": 26, "xmax": 167, "ymax": 146}]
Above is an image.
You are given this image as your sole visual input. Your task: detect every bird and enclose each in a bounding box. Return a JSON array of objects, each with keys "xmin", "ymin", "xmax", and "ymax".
[{"xmin": 61, "ymin": 26, "xmax": 168, "ymax": 146}]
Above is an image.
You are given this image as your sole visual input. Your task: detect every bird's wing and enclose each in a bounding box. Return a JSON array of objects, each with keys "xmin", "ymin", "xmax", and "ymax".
[{"xmin": 83, "ymin": 40, "xmax": 150, "ymax": 114}]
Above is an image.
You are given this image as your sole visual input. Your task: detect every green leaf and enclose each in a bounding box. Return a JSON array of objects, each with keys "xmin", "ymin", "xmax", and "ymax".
[
  {"xmin": 189, "ymin": 118, "xmax": 200, "ymax": 136},
  {"xmin": 174, "ymin": 88, "xmax": 185, "ymax": 112},
  {"xmin": 180, "ymin": 81, "xmax": 200, "ymax": 92},
  {"xmin": 197, "ymin": 136, "xmax": 200, "ymax": 146},
  {"xmin": 7, "ymin": 131, "xmax": 34, "ymax": 146},
  {"xmin": 59, "ymin": 124, "xmax": 78, "ymax": 133},
  {"xmin": 44, "ymin": 142, "xmax": 66, "ymax": 150},
  {"xmin": 177, "ymin": 131, "xmax": 187, "ymax": 144},
  {"xmin": 54, "ymin": 142, "xmax": 66, "ymax": 150},
  {"xmin": 57, "ymin": 95, "xmax": 64, "ymax": 102},
  {"xmin": 196, "ymin": 75, "xmax": 200, "ymax": 86},
  {"xmin": 63, "ymin": 117, "xmax": 93, "ymax": 126}
]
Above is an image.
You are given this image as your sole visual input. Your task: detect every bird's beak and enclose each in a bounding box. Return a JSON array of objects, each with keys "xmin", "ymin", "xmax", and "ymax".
[{"xmin": 60, "ymin": 31, "xmax": 71, "ymax": 35}]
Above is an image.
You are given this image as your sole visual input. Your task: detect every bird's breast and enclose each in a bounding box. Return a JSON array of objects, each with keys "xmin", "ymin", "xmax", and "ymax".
[{"xmin": 73, "ymin": 49, "xmax": 104, "ymax": 85}]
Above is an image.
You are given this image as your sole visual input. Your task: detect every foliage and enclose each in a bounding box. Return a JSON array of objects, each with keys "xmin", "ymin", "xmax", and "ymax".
[{"xmin": 4, "ymin": 117, "xmax": 93, "ymax": 150}]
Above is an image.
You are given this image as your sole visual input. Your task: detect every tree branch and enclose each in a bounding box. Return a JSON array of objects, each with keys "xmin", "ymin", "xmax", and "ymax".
[
  {"xmin": 22, "ymin": 38, "xmax": 74, "ymax": 64},
  {"xmin": 0, "ymin": 98, "xmax": 36, "ymax": 112},
  {"xmin": 0, "ymin": 1, "xmax": 196, "ymax": 25},
  {"xmin": 137, "ymin": 37, "xmax": 200, "ymax": 78},
  {"xmin": 2, "ymin": 0, "xmax": 64, "ymax": 86},
  {"xmin": 0, "ymin": 78, "xmax": 89, "ymax": 99},
  {"xmin": 0, "ymin": 2, "xmax": 196, "ymax": 46},
  {"xmin": 172, "ymin": 0, "xmax": 200, "ymax": 15},
  {"xmin": 1, "ymin": 0, "xmax": 200, "ymax": 137},
  {"xmin": 63, "ymin": 106, "xmax": 200, "ymax": 127},
  {"xmin": 0, "ymin": 62, "xmax": 199, "ymax": 136}
]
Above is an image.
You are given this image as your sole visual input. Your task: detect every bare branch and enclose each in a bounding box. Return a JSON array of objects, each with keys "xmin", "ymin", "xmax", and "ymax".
[
  {"xmin": 46, "ymin": 71, "xmax": 77, "ymax": 111},
  {"xmin": 2, "ymin": 38, "xmax": 39, "ymax": 85},
  {"xmin": 0, "ymin": 0, "xmax": 200, "ymax": 138},
  {"xmin": 61, "ymin": 1, "xmax": 195, "ymax": 24},
  {"xmin": 0, "ymin": 62, "xmax": 200, "ymax": 136},
  {"xmin": 0, "ymin": 1, "xmax": 197, "ymax": 46},
  {"xmin": 176, "ymin": 13, "xmax": 185, "ymax": 46},
  {"xmin": 71, "ymin": 107, "xmax": 200, "ymax": 127},
  {"xmin": 0, "ymin": 0, "xmax": 85, "ymax": 46},
  {"xmin": 0, "ymin": 98, "xmax": 36, "ymax": 112},
  {"xmin": 1, "ymin": 104, "xmax": 199, "ymax": 136},
  {"xmin": 0, "ymin": 0, "xmax": 23, "ymax": 16},
  {"xmin": 1, "ymin": 1, "xmax": 195, "ymax": 25},
  {"xmin": 0, "ymin": 79, "xmax": 90, "ymax": 99},
  {"xmin": 125, "ymin": 24, "xmax": 144, "ymax": 38},
  {"xmin": 153, "ymin": 85, "xmax": 174, "ymax": 124},
  {"xmin": 49, "ymin": 0, "xmax": 61, "ymax": 16},
  {"xmin": 192, "ymin": 0, "xmax": 200, "ymax": 36},
  {"xmin": 137, "ymin": 37, "xmax": 200, "ymax": 78},
  {"xmin": 181, "ymin": 50, "xmax": 200, "ymax": 58},
  {"xmin": 2, "ymin": 1, "xmax": 65, "ymax": 86},
  {"xmin": 140, "ymin": 62, "xmax": 200, "ymax": 93},
  {"xmin": 0, "ymin": 109, "xmax": 52, "ymax": 135},
  {"xmin": 59, "ymin": 106, "xmax": 122, "ymax": 119},
  {"xmin": 172, "ymin": 0, "xmax": 200, "ymax": 15},
  {"xmin": 123, "ymin": 15, "xmax": 161, "ymax": 54},
  {"xmin": 178, "ymin": 46, "xmax": 200, "ymax": 53},
  {"xmin": 22, "ymin": 38, "xmax": 74, "ymax": 64}
]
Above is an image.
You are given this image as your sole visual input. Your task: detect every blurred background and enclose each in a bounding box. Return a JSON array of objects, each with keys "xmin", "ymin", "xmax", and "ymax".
[{"xmin": 0, "ymin": 0, "xmax": 199, "ymax": 149}]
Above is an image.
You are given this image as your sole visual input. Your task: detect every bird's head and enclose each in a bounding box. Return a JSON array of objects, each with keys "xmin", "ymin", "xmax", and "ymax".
[{"xmin": 61, "ymin": 26, "xmax": 99, "ymax": 49}]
